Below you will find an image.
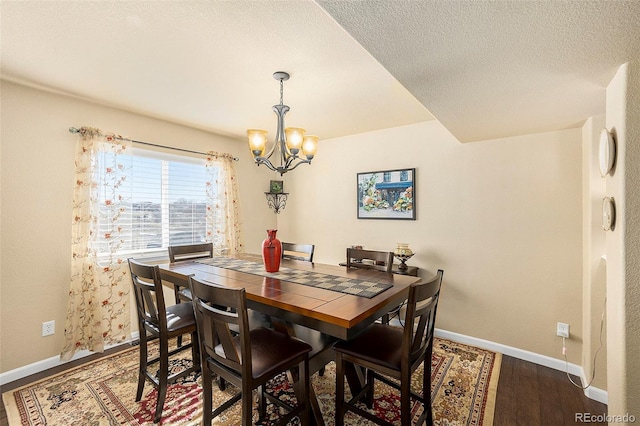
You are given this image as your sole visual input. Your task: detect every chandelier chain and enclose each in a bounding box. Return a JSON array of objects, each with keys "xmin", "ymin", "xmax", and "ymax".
[{"xmin": 279, "ymin": 78, "xmax": 284, "ymax": 106}]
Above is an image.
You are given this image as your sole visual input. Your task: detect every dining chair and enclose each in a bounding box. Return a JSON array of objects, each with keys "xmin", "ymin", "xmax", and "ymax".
[
  {"xmin": 277, "ymin": 242, "xmax": 331, "ymax": 375},
  {"xmin": 273, "ymin": 240, "xmax": 334, "ymax": 422},
  {"xmin": 128, "ymin": 259, "xmax": 200, "ymax": 423},
  {"xmin": 168, "ymin": 242, "xmax": 214, "ymax": 303},
  {"xmin": 281, "ymin": 242, "xmax": 315, "ymax": 262},
  {"xmin": 188, "ymin": 276, "xmax": 312, "ymax": 426},
  {"xmin": 333, "ymin": 269, "xmax": 444, "ymax": 426},
  {"xmin": 346, "ymin": 247, "xmax": 394, "ymax": 273}
]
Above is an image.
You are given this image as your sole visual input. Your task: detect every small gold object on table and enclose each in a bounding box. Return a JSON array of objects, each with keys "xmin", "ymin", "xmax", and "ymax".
[{"xmin": 394, "ymin": 243, "xmax": 414, "ymax": 272}]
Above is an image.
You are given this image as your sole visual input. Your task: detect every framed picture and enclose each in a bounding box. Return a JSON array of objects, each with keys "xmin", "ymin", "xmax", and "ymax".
[
  {"xmin": 269, "ymin": 180, "xmax": 284, "ymax": 194},
  {"xmin": 357, "ymin": 168, "xmax": 415, "ymax": 220}
]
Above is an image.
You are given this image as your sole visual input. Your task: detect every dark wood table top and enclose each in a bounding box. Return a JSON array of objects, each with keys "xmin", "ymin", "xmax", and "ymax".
[{"xmin": 158, "ymin": 254, "xmax": 421, "ymax": 340}]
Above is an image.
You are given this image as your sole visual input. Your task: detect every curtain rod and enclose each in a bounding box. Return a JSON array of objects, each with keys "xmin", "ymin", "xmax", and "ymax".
[{"xmin": 68, "ymin": 127, "xmax": 239, "ymax": 161}]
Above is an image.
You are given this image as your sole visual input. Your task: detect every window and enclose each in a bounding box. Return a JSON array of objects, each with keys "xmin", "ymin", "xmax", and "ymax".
[{"xmin": 95, "ymin": 148, "xmax": 214, "ymax": 256}]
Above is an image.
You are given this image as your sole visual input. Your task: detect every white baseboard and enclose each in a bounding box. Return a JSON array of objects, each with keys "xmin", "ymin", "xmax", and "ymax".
[
  {"xmin": 0, "ymin": 332, "xmax": 139, "ymax": 387},
  {"xmin": 434, "ymin": 328, "xmax": 608, "ymax": 405},
  {"xmin": 581, "ymin": 369, "xmax": 609, "ymax": 404},
  {"xmin": 1, "ymin": 328, "xmax": 608, "ymax": 405}
]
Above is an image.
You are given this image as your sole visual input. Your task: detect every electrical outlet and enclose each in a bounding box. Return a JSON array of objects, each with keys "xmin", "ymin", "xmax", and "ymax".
[
  {"xmin": 42, "ymin": 320, "xmax": 55, "ymax": 336},
  {"xmin": 556, "ymin": 322, "xmax": 569, "ymax": 338}
]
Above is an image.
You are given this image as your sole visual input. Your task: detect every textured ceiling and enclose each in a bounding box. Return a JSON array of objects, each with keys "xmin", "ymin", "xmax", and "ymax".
[
  {"xmin": 318, "ymin": 0, "xmax": 640, "ymax": 142},
  {"xmin": 2, "ymin": 1, "xmax": 639, "ymax": 144}
]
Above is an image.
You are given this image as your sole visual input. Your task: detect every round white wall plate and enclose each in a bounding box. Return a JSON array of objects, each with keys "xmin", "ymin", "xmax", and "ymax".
[
  {"xmin": 599, "ymin": 128, "xmax": 616, "ymax": 177},
  {"xmin": 602, "ymin": 196, "xmax": 616, "ymax": 231}
]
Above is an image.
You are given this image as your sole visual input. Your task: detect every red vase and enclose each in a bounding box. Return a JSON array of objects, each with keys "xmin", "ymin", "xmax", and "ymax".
[{"xmin": 262, "ymin": 229, "xmax": 282, "ymax": 272}]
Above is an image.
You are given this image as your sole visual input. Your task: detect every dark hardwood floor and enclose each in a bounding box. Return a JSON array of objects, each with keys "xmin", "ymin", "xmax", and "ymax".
[
  {"xmin": 494, "ymin": 355, "xmax": 607, "ymax": 426},
  {"xmin": 1, "ymin": 348, "xmax": 607, "ymax": 425}
]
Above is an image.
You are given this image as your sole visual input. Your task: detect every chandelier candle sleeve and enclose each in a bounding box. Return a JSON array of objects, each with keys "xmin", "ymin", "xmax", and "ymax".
[
  {"xmin": 284, "ymin": 127, "xmax": 304, "ymax": 154},
  {"xmin": 248, "ymin": 129, "xmax": 267, "ymax": 157},
  {"xmin": 302, "ymin": 135, "xmax": 318, "ymax": 158},
  {"xmin": 247, "ymin": 71, "xmax": 319, "ymax": 175}
]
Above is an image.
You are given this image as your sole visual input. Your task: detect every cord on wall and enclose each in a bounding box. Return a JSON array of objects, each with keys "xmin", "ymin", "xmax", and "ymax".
[{"xmin": 563, "ymin": 297, "xmax": 606, "ymax": 390}]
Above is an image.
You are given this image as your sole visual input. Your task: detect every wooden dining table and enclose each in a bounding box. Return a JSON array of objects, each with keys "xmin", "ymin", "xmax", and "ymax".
[
  {"xmin": 158, "ymin": 253, "xmax": 421, "ymax": 340},
  {"xmin": 157, "ymin": 253, "xmax": 421, "ymax": 424}
]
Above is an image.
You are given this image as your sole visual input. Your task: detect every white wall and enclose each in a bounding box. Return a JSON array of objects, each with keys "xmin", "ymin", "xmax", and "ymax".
[
  {"xmin": 0, "ymin": 80, "xmax": 274, "ymax": 372},
  {"xmin": 279, "ymin": 120, "xmax": 584, "ymax": 362},
  {"xmin": 581, "ymin": 115, "xmax": 608, "ymax": 393}
]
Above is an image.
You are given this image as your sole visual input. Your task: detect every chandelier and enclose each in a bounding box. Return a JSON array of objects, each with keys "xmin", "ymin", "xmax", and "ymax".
[{"xmin": 247, "ymin": 71, "xmax": 318, "ymax": 175}]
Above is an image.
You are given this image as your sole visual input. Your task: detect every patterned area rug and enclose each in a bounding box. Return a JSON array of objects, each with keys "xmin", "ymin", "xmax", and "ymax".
[
  {"xmin": 195, "ymin": 257, "xmax": 392, "ymax": 298},
  {"xmin": 3, "ymin": 338, "xmax": 500, "ymax": 425}
]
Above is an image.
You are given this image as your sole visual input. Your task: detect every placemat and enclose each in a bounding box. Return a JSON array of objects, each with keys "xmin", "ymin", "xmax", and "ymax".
[{"xmin": 195, "ymin": 257, "xmax": 392, "ymax": 298}]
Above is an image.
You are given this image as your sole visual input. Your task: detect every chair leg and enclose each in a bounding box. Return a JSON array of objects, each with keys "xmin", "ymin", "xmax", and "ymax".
[
  {"xmin": 241, "ymin": 387, "xmax": 253, "ymax": 426},
  {"xmin": 400, "ymin": 370, "xmax": 412, "ymax": 426},
  {"xmin": 298, "ymin": 360, "xmax": 310, "ymax": 426},
  {"xmin": 154, "ymin": 340, "xmax": 170, "ymax": 423},
  {"xmin": 202, "ymin": 363, "xmax": 213, "ymax": 425},
  {"xmin": 424, "ymin": 358, "xmax": 434, "ymax": 426},
  {"xmin": 258, "ymin": 385, "xmax": 266, "ymax": 421},
  {"xmin": 136, "ymin": 331, "xmax": 148, "ymax": 401},
  {"xmin": 335, "ymin": 353, "xmax": 345, "ymax": 426},
  {"xmin": 365, "ymin": 368, "xmax": 375, "ymax": 408}
]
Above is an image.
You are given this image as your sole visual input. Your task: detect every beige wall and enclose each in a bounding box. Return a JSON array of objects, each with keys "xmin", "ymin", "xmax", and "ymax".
[
  {"xmin": 0, "ymin": 80, "xmax": 274, "ymax": 372},
  {"xmin": 278, "ymin": 121, "xmax": 584, "ymax": 363},
  {"xmin": 605, "ymin": 62, "xmax": 640, "ymax": 417},
  {"xmin": 4, "ymin": 74, "xmax": 632, "ymax": 408},
  {"xmin": 581, "ymin": 115, "xmax": 608, "ymax": 391}
]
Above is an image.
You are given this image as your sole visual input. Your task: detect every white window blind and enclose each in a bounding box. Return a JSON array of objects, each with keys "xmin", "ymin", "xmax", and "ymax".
[{"xmin": 95, "ymin": 147, "xmax": 213, "ymax": 256}]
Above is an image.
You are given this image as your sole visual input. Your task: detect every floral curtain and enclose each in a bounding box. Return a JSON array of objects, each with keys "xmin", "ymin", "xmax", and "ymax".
[
  {"xmin": 205, "ymin": 151, "xmax": 244, "ymax": 255},
  {"xmin": 60, "ymin": 127, "xmax": 132, "ymax": 361}
]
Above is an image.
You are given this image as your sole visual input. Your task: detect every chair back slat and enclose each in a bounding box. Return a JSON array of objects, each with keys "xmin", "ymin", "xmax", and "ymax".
[
  {"xmin": 168, "ymin": 243, "xmax": 214, "ymax": 262},
  {"xmin": 282, "ymin": 242, "xmax": 315, "ymax": 262},
  {"xmin": 129, "ymin": 259, "xmax": 166, "ymax": 333},
  {"xmin": 403, "ymin": 270, "xmax": 444, "ymax": 364},
  {"xmin": 214, "ymin": 318, "xmax": 241, "ymax": 365},
  {"xmin": 346, "ymin": 248, "xmax": 394, "ymax": 273}
]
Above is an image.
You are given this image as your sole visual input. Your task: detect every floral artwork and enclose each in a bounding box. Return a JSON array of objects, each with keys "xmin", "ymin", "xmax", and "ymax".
[{"xmin": 357, "ymin": 168, "xmax": 416, "ymax": 219}]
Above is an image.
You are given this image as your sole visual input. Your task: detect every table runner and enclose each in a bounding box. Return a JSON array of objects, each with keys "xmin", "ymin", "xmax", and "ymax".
[{"xmin": 195, "ymin": 257, "xmax": 392, "ymax": 298}]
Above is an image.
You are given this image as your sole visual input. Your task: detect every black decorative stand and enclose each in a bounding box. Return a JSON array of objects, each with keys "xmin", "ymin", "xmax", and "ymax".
[
  {"xmin": 395, "ymin": 253, "xmax": 414, "ymax": 272},
  {"xmin": 265, "ymin": 192, "xmax": 289, "ymax": 214}
]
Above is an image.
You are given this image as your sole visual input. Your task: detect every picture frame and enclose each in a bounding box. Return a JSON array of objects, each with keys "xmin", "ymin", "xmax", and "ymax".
[
  {"xmin": 269, "ymin": 180, "xmax": 284, "ymax": 194},
  {"xmin": 357, "ymin": 168, "xmax": 416, "ymax": 220}
]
